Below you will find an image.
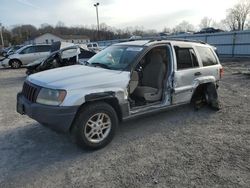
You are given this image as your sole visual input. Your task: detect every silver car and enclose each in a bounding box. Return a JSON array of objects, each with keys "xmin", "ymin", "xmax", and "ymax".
[
  {"xmin": 17, "ymin": 39, "xmax": 223, "ymax": 150},
  {"xmin": 1, "ymin": 44, "xmax": 51, "ymax": 68}
]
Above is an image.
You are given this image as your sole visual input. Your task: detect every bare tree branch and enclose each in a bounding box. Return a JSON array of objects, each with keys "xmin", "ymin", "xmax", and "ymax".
[{"xmin": 225, "ymin": 0, "xmax": 250, "ymax": 31}]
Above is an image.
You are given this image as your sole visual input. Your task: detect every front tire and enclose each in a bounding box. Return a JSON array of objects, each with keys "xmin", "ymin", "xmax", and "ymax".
[
  {"xmin": 10, "ymin": 59, "xmax": 22, "ymax": 69},
  {"xmin": 71, "ymin": 102, "xmax": 118, "ymax": 150}
]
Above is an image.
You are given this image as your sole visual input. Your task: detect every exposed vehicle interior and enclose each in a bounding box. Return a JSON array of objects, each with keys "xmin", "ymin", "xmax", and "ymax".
[
  {"xmin": 27, "ymin": 47, "xmax": 96, "ymax": 74},
  {"xmin": 38, "ymin": 49, "xmax": 77, "ymax": 71},
  {"xmin": 129, "ymin": 46, "xmax": 170, "ymax": 107},
  {"xmin": 87, "ymin": 46, "xmax": 142, "ymax": 70}
]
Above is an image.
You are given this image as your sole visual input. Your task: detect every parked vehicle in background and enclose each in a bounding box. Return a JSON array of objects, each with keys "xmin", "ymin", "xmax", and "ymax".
[
  {"xmin": 5, "ymin": 45, "xmax": 24, "ymax": 57},
  {"xmin": 0, "ymin": 48, "xmax": 5, "ymax": 60},
  {"xmin": 1, "ymin": 44, "xmax": 51, "ymax": 68},
  {"xmin": 129, "ymin": 35, "xmax": 142, "ymax": 40},
  {"xmin": 0, "ymin": 47, "xmax": 12, "ymax": 57},
  {"xmin": 195, "ymin": 27, "xmax": 224, "ymax": 34},
  {"xmin": 17, "ymin": 39, "xmax": 223, "ymax": 150},
  {"xmin": 174, "ymin": 31, "xmax": 193, "ymax": 35},
  {"xmin": 159, "ymin": 32, "xmax": 171, "ymax": 37},
  {"xmin": 87, "ymin": 42, "xmax": 101, "ymax": 52},
  {"xmin": 26, "ymin": 45, "xmax": 96, "ymax": 75}
]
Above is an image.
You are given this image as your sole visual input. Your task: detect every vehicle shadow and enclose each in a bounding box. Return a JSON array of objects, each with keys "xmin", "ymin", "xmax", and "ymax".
[
  {"xmin": 116, "ymin": 104, "xmax": 216, "ymax": 140},
  {"xmin": 0, "ymin": 104, "xmax": 216, "ymax": 185}
]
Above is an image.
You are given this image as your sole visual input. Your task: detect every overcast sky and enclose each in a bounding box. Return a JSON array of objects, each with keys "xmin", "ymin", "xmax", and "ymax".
[{"xmin": 0, "ymin": 0, "xmax": 239, "ymax": 30}]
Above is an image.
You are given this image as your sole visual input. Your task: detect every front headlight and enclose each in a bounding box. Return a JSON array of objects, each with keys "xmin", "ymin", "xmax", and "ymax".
[{"xmin": 36, "ymin": 88, "xmax": 66, "ymax": 106}]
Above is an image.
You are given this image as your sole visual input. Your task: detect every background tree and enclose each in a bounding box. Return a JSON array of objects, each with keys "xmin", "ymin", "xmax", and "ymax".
[
  {"xmin": 56, "ymin": 21, "xmax": 65, "ymax": 28},
  {"xmin": 11, "ymin": 25, "xmax": 38, "ymax": 44},
  {"xmin": 225, "ymin": 0, "xmax": 250, "ymax": 30},
  {"xmin": 131, "ymin": 26, "xmax": 144, "ymax": 36},
  {"xmin": 162, "ymin": 27, "xmax": 172, "ymax": 34},
  {"xmin": 199, "ymin": 17, "xmax": 213, "ymax": 29},
  {"xmin": 2, "ymin": 27, "xmax": 12, "ymax": 46},
  {"xmin": 39, "ymin": 23, "xmax": 55, "ymax": 35},
  {"xmin": 224, "ymin": 12, "xmax": 237, "ymax": 30},
  {"xmin": 212, "ymin": 21, "xmax": 227, "ymax": 30},
  {"xmin": 172, "ymin": 21, "xmax": 195, "ymax": 33}
]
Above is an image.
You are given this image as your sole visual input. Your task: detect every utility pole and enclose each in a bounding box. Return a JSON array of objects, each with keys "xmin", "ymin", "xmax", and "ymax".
[
  {"xmin": 94, "ymin": 2, "xmax": 100, "ymax": 40},
  {"xmin": 0, "ymin": 22, "xmax": 4, "ymax": 48}
]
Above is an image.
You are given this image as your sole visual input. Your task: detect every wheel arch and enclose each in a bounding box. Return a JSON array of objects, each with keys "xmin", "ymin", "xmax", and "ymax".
[
  {"xmin": 190, "ymin": 81, "xmax": 217, "ymax": 103},
  {"xmin": 9, "ymin": 58, "xmax": 23, "ymax": 66},
  {"xmin": 69, "ymin": 92, "xmax": 127, "ymax": 132}
]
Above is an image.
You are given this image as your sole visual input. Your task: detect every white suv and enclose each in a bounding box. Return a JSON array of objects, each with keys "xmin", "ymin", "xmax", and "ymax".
[
  {"xmin": 1, "ymin": 44, "xmax": 51, "ymax": 68},
  {"xmin": 17, "ymin": 39, "xmax": 223, "ymax": 150}
]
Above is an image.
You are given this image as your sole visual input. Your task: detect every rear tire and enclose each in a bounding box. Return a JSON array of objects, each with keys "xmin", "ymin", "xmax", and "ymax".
[
  {"xmin": 71, "ymin": 102, "xmax": 118, "ymax": 150},
  {"xmin": 205, "ymin": 83, "xmax": 221, "ymax": 111},
  {"xmin": 10, "ymin": 59, "xmax": 22, "ymax": 69}
]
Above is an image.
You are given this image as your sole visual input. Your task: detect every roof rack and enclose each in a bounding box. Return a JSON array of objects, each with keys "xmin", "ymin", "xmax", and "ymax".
[
  {"xmin": 143, "ymin": 37, "xmax": 207, "ymax": 45},
  {"xmin": 164, "ymin": 38, "xmax": 207, "ymax": 44}
]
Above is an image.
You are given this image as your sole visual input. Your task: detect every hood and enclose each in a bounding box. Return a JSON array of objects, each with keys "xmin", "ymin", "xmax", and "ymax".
[
  {"xmin": 8, "ymin": 54, "xmax": 19, "ymax": 59},
  {"xmin": 27, "ymin": 65, "xmax": 130, "ymax": 90},
  {"xmin": 8, "ymin": 53, "xmax": 19, "ymax": 59}
]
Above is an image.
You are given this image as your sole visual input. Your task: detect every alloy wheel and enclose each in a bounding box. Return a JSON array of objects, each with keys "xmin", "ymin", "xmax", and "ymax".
[
  {"xmin": 12, "ymin": 61, "xmax": 20, "ymax": 68},
  {"xmin": 84, "ymin": 113, "xmax": 111, "ymax": 143}
]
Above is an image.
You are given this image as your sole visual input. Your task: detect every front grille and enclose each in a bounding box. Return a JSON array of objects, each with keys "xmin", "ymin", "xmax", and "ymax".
[{"xmin": 22, "ymin": 82, "xmax": 40, "ymax": 103}]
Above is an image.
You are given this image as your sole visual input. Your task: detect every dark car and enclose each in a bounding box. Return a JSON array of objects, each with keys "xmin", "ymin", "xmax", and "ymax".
[
  {"xmin": 195, "ymin": 27, "xmax": 224, "ymax": 34},
  {"xmin": 26, "ymin": 45, "xmax": 96, "ymax": 75}
]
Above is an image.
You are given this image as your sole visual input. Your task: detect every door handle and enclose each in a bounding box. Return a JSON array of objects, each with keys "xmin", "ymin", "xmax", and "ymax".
[{"xmin": 194, "ymin": 72, "xmax": 202, "ymax": 76}]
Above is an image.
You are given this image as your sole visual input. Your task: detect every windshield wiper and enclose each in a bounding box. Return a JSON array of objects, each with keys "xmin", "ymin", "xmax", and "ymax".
[{"xmin": 90, "ymin": 62, "xmax": 110, "ymax": 69}]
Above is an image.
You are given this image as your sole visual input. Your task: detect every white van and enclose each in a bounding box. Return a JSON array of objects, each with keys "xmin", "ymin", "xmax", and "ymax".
[{"xmin": 1, "ymin": 44, "xmax": 51, "ymax": 68}]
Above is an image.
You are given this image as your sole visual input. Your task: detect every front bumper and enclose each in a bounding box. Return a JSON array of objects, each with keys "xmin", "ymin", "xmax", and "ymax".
[
  {"xmin": 1, "ymin": 58, "xmax": 10, "ymax": 67},
  {"xmin": 0, "ymin": 57, "xmax": 5, "ymax": 61},
  {"xmin": 17, "ymin": 92, "xmax": 79, "ymax": 132}
]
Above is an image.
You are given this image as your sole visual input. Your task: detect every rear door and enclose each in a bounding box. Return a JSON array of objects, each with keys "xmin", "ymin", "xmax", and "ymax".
[
  {"xmin": 35, "ymin": 45, "xmax": 51, "ymax": 59},
  {"xmin": 172, "ymin": 45, "xmax": 202, "ymax": 104}
]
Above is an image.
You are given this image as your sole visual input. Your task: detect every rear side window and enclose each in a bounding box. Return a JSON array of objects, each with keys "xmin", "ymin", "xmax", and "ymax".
[
  {"xmin": 174, "ymin": 47, "xmax": 199, "ymax": 70},
  {"xmin": 35, "ymin": 45, "xmax": 51, "ymax": 52},
  {"xmin": 196, "ymin": 46, "xmax": 218, "ymax": 66}
]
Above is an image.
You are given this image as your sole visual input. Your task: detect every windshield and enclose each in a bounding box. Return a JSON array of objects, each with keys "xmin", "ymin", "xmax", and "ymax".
[
  {"xmin": 88, "ymin": 46, "xmax": 144, "ymax": 71},
  {"xmin": 16, "ymin": 46, "xmax": 28, "ymax": 54}
]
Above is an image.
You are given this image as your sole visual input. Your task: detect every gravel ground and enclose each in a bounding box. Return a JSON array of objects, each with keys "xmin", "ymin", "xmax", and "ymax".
[{"xmin": 0, "ymin": 61, "xmax": 250, "ymax": 188}]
